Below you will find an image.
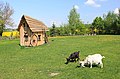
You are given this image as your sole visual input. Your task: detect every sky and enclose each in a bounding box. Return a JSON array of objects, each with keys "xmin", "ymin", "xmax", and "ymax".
[{"xmin": 2, "ymin": 0, "xmax": 120, "ymax": 28}]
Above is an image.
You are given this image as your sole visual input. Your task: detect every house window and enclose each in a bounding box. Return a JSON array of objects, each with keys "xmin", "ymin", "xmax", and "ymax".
[
  {"xmin": 24, "ymin": 33, "xmax": 28, "ymax": 42},
  {"xmin": 38, "ymin": 35, "xmax": 41, "ymax": 41}
]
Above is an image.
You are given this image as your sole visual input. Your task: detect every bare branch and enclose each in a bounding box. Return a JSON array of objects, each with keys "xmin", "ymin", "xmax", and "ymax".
[{"xmin": 0, "ymin": 1, "xmax": 14, "ymax": 26}]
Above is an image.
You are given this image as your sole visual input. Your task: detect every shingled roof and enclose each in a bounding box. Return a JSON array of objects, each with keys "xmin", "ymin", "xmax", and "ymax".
[{"xmin": 18, "ymin": 15, "xmax": 48, "ymax": 32}]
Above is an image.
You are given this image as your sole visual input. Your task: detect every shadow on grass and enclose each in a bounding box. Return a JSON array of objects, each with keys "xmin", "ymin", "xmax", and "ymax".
[
  {"xmin": 76, "ymin": 65, "xmax": 99, "ymax": 68},
  {"xmin": 65, "ymin": 60, "xmax": 77, "ymax": 64}
]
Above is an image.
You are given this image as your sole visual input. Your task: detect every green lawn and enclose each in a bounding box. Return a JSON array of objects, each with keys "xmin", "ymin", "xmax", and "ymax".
[{"xmin": 0, "ymin": 35, "xmax": 120, "ymax": 79}]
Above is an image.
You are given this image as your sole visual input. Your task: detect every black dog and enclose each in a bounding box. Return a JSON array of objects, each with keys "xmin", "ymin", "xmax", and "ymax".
[{"xmin": 65, "ymin": 51, "xmax": 80, "ymax": 64}]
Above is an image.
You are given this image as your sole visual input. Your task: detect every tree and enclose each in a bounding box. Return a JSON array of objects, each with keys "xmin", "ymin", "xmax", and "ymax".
[
  {"xmin": 68, "ymin": 6, "xmax": 82, "ymax": 35},
  {"xmin": 0, "ymin": 16, "xmax": 4, "ymax": 35},
  {"xmin": 85, "ymin": 24, "xmax": 91, "ymax": 34},
  {"xmin": 0, "ymin": 2, "xmax": 14, "ymax": 35},
  {"xmin": 116, "ymin": 8, "xmax": 120, "ymax": 34},
  {"xmin": 103, "ymin": 11, "xmax": 118, "ymax": 34},
  {"xmin": 50, "ymin": 23, "xmax": 56, "ymax": 37},
  {"xmin": 61, "ymin": 24, "xmax": 70, "ymax": 36},
  {"xmin": 92, "ymin": 17, "xmax": 104, "ymax": 34}
]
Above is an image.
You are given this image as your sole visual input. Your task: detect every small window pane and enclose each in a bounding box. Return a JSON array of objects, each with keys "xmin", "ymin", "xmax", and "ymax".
[
  {"xmin": 38, "ymin": 35, "xmax": 41, "ymax": 41},
  {"xmin": 24, "ymin": 34, "xmax": 28, "ymax": 42}
]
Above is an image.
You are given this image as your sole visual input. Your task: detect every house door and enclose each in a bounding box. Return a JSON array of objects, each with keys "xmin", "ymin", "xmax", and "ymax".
[{"xmin": 31, "ymin": 34, "xmax": 38, "ymax": 46}]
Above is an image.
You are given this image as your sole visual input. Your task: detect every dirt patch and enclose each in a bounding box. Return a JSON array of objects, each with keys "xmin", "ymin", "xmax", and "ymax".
[{"xmin": 49, "ymin": 72, "xmax": 59, "ymax": 77}]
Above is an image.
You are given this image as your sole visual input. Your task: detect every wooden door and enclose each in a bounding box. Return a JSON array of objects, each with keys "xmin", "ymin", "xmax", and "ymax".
[{"xmin": 30, "ymin": 34, "xmax": 38, "ymax": 46}]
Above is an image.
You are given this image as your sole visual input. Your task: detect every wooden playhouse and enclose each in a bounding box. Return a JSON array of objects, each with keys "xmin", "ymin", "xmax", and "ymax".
[{"xmin": 18, "ymin": 15, "xmax": 48, "ymax": 46}]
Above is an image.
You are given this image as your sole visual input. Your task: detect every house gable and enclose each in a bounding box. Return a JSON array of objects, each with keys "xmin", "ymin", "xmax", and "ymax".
[{"xmin": 18, "ymin": 15, "xmax": 48, "ymax": 32}]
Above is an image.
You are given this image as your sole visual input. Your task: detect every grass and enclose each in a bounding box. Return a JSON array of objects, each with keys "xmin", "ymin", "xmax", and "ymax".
[{"xmin": 0, "ymin": 35, "xmax": 120, "ymax": 79}]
